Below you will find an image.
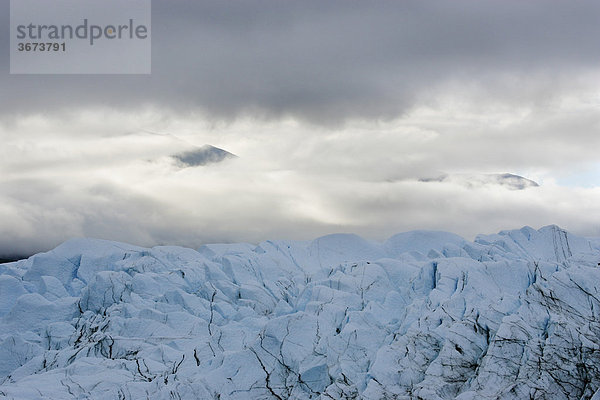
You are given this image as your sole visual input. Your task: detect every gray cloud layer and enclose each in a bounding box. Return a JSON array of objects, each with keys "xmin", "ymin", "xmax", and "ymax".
[{"xmin": 2, "ymin": 0, "xmax": 600, "ymax": 122}]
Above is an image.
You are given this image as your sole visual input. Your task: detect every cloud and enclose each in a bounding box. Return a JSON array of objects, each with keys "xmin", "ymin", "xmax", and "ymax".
[
  {"xmin": 2, "ymin": 1, "xmax": 600, "ymax": 255},
  {"xmin": 2, "ymin": 109, "xmax": 600, "ymax": 257},
  {"xmin": 2, "ymin": 0, "xmax": 600, "ymax": 123}
]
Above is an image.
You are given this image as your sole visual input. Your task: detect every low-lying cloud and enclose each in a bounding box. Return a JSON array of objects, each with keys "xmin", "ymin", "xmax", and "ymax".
[{"xmin": 2, "ymin": 106, "xmax": 600, "ymax": 257}]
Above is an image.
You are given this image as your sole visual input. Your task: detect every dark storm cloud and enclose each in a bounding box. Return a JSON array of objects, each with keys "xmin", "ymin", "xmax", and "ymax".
[{"xmin": 2, "ymin": 0, "xmax": 600, "ymax": 123}]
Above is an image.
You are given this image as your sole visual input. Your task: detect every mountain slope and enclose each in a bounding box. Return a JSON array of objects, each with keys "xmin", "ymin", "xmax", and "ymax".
[
  {"xmin": 0, "ymin": 226, "xmax": 599, "ymax": 399},
  {"xmin": 171, "ymin": 144, "xmax": 237, "ymax": 167},
  {"xmin": 419, "ymin": 173, "xmax": 539, "ymax": 190}
]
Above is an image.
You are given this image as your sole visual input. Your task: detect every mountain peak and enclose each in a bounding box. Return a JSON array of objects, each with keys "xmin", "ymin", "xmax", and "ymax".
[{"xmin": 171, "ymin": 144, "xmax": 237, "ymax": 167}]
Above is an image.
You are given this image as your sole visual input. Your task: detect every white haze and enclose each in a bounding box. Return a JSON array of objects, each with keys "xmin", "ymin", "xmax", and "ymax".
[{"xmin": 2, "ymin": 95, "xmax": 600, "ymax": 256}]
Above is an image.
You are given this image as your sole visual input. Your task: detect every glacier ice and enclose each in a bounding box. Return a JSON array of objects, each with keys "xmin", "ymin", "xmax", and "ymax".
[{"xmin": 0, "ymin": 225, "xmax": 599, "ymax": 399}]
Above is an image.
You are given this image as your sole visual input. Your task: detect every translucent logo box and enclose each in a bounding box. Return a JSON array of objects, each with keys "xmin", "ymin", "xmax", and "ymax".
[{"xmin": 10, "ymin": 0, "xmax": 151, "ymax": 74}]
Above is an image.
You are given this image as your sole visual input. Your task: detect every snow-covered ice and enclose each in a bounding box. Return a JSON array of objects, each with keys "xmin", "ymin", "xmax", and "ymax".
[{"xmin": 0, "ymin": 225, "xmax": 599, "ymax": 399}]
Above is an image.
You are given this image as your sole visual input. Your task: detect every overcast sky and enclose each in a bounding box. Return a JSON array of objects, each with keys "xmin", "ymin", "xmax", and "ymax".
[{"xmin": 2, "ymin": 0, "xmax": 600, "ymax": 256}]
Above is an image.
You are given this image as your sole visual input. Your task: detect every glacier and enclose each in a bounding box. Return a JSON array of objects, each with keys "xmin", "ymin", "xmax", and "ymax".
[{"xmin": 0, "ymin": 225, "xmax": 599, "ymax": 399}]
